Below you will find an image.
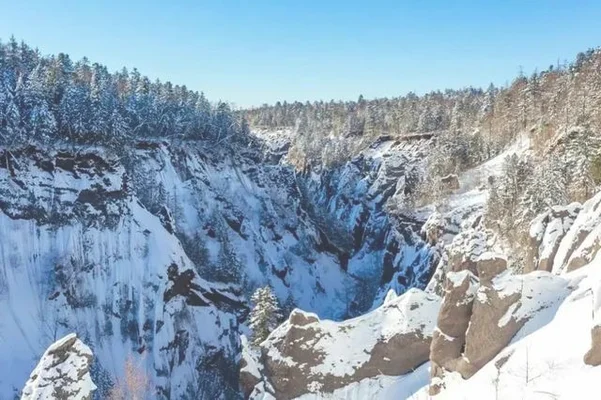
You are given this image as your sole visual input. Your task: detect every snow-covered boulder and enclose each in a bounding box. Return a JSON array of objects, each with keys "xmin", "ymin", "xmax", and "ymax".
[
  {"xmin": 21, "ymin": 334, "xmax": 96, "ymax": 400},
  {"xmin": 426, "ymin": 226, "xmax": 492, "ymax": 296},
  {"xmin": 246, "ymin": 288, "xmax": 441, "ymax": 399}
]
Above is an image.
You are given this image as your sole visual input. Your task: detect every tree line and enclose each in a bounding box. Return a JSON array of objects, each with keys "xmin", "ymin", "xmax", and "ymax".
[
  {"xmin": 0, "ymin": 36, "xmax": 248, "ymax": 149},
  {"xmin": 244, "ymin": 48, "xmax": 601, "ymax": 170}
]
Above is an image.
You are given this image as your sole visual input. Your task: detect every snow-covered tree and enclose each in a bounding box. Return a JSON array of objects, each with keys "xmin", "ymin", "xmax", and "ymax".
[
  {"xmin": 249, "ymin": 286, "xmax": 282, "ymax": 346},
  {"xmin": 0, "ymin": 38, "xmax": 245, "ymax": 147}
]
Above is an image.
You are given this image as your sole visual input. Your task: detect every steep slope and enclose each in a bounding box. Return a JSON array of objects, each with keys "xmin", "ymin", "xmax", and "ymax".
[
  {"xmin": 255, "ymin": 129, "xmax": 441, "ymax": 313},
  {"xmin": 0, "ymin": 145, "xmax": 246, "ymax": 398},
  {"xmin": 0, "ymin": 134, "xmax": 438, "ymax": 398}
]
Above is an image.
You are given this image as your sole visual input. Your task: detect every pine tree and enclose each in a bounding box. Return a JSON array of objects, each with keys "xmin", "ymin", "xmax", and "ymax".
[{"xmin": 249, "ymin": 286, "xmax": 282, "ymax": 346}]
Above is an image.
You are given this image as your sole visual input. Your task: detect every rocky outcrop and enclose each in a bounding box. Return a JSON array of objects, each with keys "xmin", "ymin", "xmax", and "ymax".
[
  {"xmin": 527, "ymin": 203, "xmax": 580, "ymax": 273},
  {"xmin": 243, "ymin": 288, "xmax": 441, "ymax": 399},
  {"xmin": 429, "ymin": 229, "xmax": 571, "ymax": 394},
  {"xmin": 21, "ymin": 334, "xmax": 96, "ymax": 400},
  {"xmin": 430, "ymin": 270, "xmax": 478, "ymax": 376},
  {"xmin": 551, "ymin": 192, "xmax": 601, "ymax": 274},
  {"xmin": 584, "ymin": 325, "xmax": 601, "ymax": 366},
  {"xmin": 426, "ymin": 225, "xmax": 490, "ymax": 296},
  {"xmin": 458, "ymin": 282, "xmax": 521, "ymax": 378}
]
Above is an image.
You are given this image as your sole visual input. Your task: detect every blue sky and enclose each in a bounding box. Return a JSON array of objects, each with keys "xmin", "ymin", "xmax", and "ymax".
[{"xmin": 1, "ymin": 1, "xmax": 601, "ymax": 107}]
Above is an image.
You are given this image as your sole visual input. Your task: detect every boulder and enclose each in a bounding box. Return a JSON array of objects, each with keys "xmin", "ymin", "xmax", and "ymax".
[{"xmin": 21, "ymin": 334, "xmax": 96, "ymax": 400}]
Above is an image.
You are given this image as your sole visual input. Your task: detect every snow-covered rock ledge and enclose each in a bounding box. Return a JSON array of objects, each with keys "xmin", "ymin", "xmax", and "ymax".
[{"xmin": 241, "ymin": 288, "xmax": 441, "ymax": 399}]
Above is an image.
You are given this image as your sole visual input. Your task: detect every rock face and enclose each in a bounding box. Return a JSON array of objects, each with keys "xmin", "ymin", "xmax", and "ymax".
[
  {"xmin": 527, "ymin": 203, "xmax": 581, "ymax": 273},
  {"xmin": 549, "ymin": 192, "xmax": 601, "ymax": 274},
  {"xmin": 243, "ymin": 288, "xmax": 441, "ymax": 399},
  {"xmin": 239, "ymin": 336, "xmax": 265, "ymax": 399},
  {"xmin": 429, "ymin": 270, "xmax": 479, "ymax": 378},
  {"xmin": 21, "ymin": 334, "xmax": 96, "ymax": 400},
  {"xmin": 298, "ymin": 135, "xmax": 440, "ymax": 309}
]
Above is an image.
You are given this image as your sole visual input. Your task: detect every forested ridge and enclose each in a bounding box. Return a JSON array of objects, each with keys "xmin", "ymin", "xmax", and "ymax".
[
  {"xmin": 3, "ymin": 35, "xmax": 601, "ymax": 265},
  {"xmin": 0, "ymin": 36, "xmax": 248, "ymax": 148},
  {"xmin": 244, "ymin": 48, "xmax": 601, "ymax": 169}
]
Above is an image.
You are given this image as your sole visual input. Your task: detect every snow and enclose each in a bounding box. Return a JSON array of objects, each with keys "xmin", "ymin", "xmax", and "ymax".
[
  {"xmin": 0, "ymin": 196, "xmax": 241, "ymax": 397},
  {"xmin": 325, "ymin": 260, "xmax": 601, "ymax": 400},
  {"xmin": 383, "ymin": 289, "xmax": 398, "ymax": 304},
  {"xmin": 444, "ymin": 132, "xmax": 531, "ymax": 211}
]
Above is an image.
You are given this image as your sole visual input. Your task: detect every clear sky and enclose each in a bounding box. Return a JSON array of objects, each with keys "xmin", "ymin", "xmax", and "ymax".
[{"xmin": 1, "ymin": 1, "xmax": 601, "ymax": 107}]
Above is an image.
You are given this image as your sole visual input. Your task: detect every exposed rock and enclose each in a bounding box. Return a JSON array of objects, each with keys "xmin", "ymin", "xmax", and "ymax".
[
  {"xmin": 447, "ymin": 228, "xmax": 489, "ymax": 274},
  {"xmin": 428, "ymin": 221, "xmax": 570, "ymax": 394},
  {"xmin": 526, "ymin": 203, "xmax": 580, "ymax": 273},
  {"xmin": 430, "ymin": 270, "xmax": 479, "ymax": 373},
  {"xmin": 460, "ymin": 271, "xmax": 570, "ymax": 378},
  {"xmin": 246, "ymin": 288, "xmax": 441, "ymax": 399},
  {"xmin": 288, "ymin": 309, "xmax": 320, "ymax": 326},
  {"xmin": 584, "ymin": 325, "xmax": 601, "ymax": 366},
  {"xmin": 458, "ymin": 287, "xmax": 522, "ymax": 378},
  {"xmin": 21, "ymin": 334, "xmax": 96, "ymax": 400},
  {"xmin": 566, "ymin": 236, "xmax": 601, "ymax": 272},
  {"xmin": 157, "ymin": 205, "xmax": 176, "ymax": 234},
  {"xmin": 553, "ymin": 192, "xmax": 601, "ymax": 274}
]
